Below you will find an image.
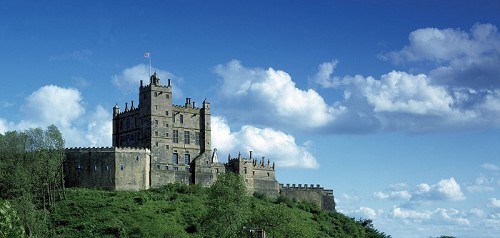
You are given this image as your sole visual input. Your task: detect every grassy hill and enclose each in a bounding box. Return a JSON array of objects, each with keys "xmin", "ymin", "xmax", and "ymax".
[{"xmin": 48, "ymin": 182, "xmax": 390, "ymax": 238}]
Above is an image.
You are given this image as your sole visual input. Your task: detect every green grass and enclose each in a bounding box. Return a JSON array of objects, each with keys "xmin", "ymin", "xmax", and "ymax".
[{"xmin": 48, "ymin": 184, "xmax": 390, "ymax": 238}]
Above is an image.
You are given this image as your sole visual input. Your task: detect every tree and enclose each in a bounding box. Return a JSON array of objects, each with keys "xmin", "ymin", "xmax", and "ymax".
[
  {"xmin": 201, "ymin": 172, "xmax": 250, "ymax": 238},
  {"xmin": 0, "ymin": 200, "xmax": 25, "ymax": 238},
  {"xmin": 0, "ymin": 125, "xmax": 65, "ymax": 237}
]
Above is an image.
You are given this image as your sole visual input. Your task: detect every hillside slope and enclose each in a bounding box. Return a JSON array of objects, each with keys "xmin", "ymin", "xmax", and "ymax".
[{"xmin": 49, "ymin": 183, "xmax": 390, "ymax": 237}]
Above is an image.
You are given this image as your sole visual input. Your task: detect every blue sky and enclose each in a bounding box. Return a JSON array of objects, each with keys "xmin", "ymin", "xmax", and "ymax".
[{"xmin": 1, "ymin": 1, "xmax": 500, "ymax": 237}]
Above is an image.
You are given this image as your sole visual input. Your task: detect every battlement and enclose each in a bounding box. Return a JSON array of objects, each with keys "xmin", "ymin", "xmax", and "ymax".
[
  {"xmin": 140, "ymin": 83, "xmax": 170, "ymax": 90},
  {"xmin": 280, "ymin": 183, "xmax": 326, "ymax": 190},
  {"xmin": 65, "ymin": 146, "xmax": 150, "ymax": 153},
  {"xmin": 173, "ymin": 104, "xmax": 201, "ymax": 110},
  {"xmin": 116, "ymin": 107, "xmax": 140, "ymax": 116},
  {"xmin": 228, "ymin": 153, "xmax": 275, "ymax": 171},
  {"xmin": 279, "ymin": 183, "xmax": 335, "ymax": 211}
]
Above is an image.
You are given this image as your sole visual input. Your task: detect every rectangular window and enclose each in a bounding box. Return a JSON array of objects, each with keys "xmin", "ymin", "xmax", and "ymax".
[
  {"xmin": 172, "ymin": 153, "xmax": 178, "ymax": 164},
  {"xmin": 184, "ymin": 154, "xmax": 190, "ymax": 164},
  {"xmin": 166, "ymin": 111, "xmax": 169, "ymax": 116},
  {"xmin": 195, "ymin": 132, "xmax": 200, "ymax": 145},
  {"xmin": 155, "ymin": 120, "xmax": 158, "ymax": 125},
  {"xmin": 184, "ymin": 131, "xmax": 190, "ymax": 144},
  {"xmin": 173, "ymin": 130, "xmax": 178, "ymax": 143},
  {"xmin": 172, "ymin": 115, "xmax": 176, "ymax": 123},
  {"xmin": 155, "ymin": 105, "xmax": 158, "ymax": 110},
  {"xmin": 180, "ymin": 114, "xmax": 184, "ymax": 124},
  {"xmin": 155, "ymin": 131, "xmax": 158, "ymax": 136}
]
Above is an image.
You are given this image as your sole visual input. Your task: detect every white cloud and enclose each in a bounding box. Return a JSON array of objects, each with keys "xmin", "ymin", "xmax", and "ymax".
[
  {"xmin": 466, "ymin": 175, "xmax": 495, "ymax": 193},
  {"xmin": 468, "ymin": 208, "xmax": 486, "ymax": 218},
  {"xmin": 373, "ymin": 190, "xmax": 412, "ymax": 200},
  {"xmin": 414, "ymin": 177, "xmax": 465, "ymax": 201},
  {"xmin": 383, "ymin": 24, "xmax": 500, "ymax": 63},
  {"xmin": 112, "ymin": 64, "xmax": 183, "ymax": 99},
  {"xmin": 85, "ymin": 105, "xmax": 112, "ymax": 147},
  {"xmin": 392, "ymin": 206, "xmax": 432, "ymax": 220},
  {"xmin": 349, "ymin": 206, "xmax": 378, "ymax": 219},
  {"xmin": 22, "ymin": 85, "xmax": 84, "ymax": 128},
  {"xmin": 391, "ymin": 207, "xmax": 470, "ymax": 225},
  {"xmin": 376, "ymin": 177, "xmax": 465, "ymax": 202},
  {"xmin": 313, "ymin": 60, "xmax": 341, "ymax": 88},
  {"xmin": 211, "ymin": 115, "xmax": 319, "ymax": 168},
  {"xmin": 0, "ymin": 118, "xmax": 7, "ymax": 134},
  {"xmin": 488, "ymin": 198, "xmax": 500, "ymax": 208},
  {"xmin": 1, "ymin": 85, "xmax": 112, "ymax": 148},
  {"xmin": 482, "ymin": 163, "xmax": 500, "ymax": 171},
  {"xmin": 214, "ymin": 60, "xmax": 344, "ymax": 130}
]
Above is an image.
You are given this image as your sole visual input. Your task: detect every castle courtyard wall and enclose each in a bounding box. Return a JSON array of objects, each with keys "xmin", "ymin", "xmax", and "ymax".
[
  {"xmin": 279, "ymin": 184, "xmax": 336, "ymax": 211},
  {"xmin": 64, "ymin": 147, "xmax": 151, "ymax": 191}
]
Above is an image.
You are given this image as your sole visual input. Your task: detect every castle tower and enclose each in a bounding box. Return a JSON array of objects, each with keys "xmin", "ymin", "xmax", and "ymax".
[
  {"xmin": 137, "ymin": 72, "xmax": 173, "ymax": 166},
  {"xmin": 112, "ymin": 72, "xmax": 212, "ymax": 187}
]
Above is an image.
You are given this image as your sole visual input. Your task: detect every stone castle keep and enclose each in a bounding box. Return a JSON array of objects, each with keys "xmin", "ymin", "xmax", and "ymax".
[{"xmin": 64, "ymin": 72, "xmax": 335, "ymax": 211}]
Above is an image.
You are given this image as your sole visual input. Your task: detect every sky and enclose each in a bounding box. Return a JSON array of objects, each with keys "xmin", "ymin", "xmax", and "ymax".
[{"xmin": 1, "ymin": 0, "xmax": 499, "ymax": 237}]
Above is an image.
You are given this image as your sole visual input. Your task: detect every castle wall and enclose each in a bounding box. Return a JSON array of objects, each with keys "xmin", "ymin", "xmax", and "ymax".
[
  {"xmin": 64, "ymin": 147, "xmax": 116, "ymax": 190},
  {"xmin": 227, "ymin": 154, "xmax": 280, "ymax": 198},
  {"xmin": 64, "ymin": 147, "xmax": 150, "ymax": 191},
  {"xmin": 192, "ymin": 151, "xmax": 225, "ymax": 187},
  {"xmin": 279, "ymin": 184, "xmax": 336, "ymax": 211},
  {"xmin": 114, "ymin": 147, "xmax": 151, "ymax": 191}
]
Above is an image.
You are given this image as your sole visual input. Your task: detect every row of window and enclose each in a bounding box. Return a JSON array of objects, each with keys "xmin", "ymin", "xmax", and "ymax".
[
  {"xmin": 172, "ymin": 130, "xmax": 200, "ymax": 145},
  {"xmin": 172, "ymin": 153, "xmax": 190, "ymax": 165}
]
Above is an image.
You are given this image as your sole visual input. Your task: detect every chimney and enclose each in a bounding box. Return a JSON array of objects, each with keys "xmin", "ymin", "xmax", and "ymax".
[
  {"xmin": 125, "ymin": 102, "xmax": 128, "ymax": 111},
  {"xmin": 168, "ymin": 79, "xmax": 171, "ymax": 87},
  {"xmin": 249, "ymin": 151, "xmax": 253, "ymax": 160},
  {"xmin": 131, "ymin": 100, "xmax": 134, "ymax": 109},
  {"xmin": 140, "ymin": 80, "xmax": 143, "ymax": 87}
]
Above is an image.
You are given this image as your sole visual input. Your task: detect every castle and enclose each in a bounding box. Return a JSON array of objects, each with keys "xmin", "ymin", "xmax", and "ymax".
[{"xmin": 64, "ymin": 72, "xmax": 335, "ymax": 211}]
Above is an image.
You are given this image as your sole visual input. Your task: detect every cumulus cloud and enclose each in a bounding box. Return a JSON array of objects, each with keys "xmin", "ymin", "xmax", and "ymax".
[
  {"xmin": 413, "ymin": 178, "xmax": 465, "ymax": 201},
  {"xmin": 0, "ymin": 118, "xmax": 7, "ymax": 134},
  {"xmin": 211, "ymin": 115, "xmax": 319, "ymax": 168},
  {"xmin": 391, "ymin": 207, "xmax": 470, "ymax": 225},
  {"xmin": 85, "ymin": 105, "xmax": 112, "ymax": 147},
  {"xmin": 112, "ymin": 64, "xmax": 183, "ymax": 99},
  {"xmin": 348, "ymin": 206, "xmax": 379, "ymax": 219},
  {"xmin": 466, "ymin": 175, "xmax": 495, "ymax": 193},
  {"xmin": 488, "ymin": 198, "xmax": 500, "ymax": 208},
  {"xmin": 375, "ymin": 178, "xmax": 465, "ymax": 202},
  {"xmin": 1, "ymin": 85, "xmax": 111, "ymax": 147},
  {"xmin": 313, "ymin": 60, "xmax": 341, "ymax": 88},
  {"xmin": 214, "ymin": 60, "xmax": 344, "ymax": 130},
  {"xmin": 373, "ymin": 190, "xmax": 412, "ymax": 200},
  {"xmin": 22, "ymin": 85, "xmax": 85, "ymax": 128}
]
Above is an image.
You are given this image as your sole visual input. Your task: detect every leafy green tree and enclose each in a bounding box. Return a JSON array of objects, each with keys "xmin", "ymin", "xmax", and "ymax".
[
  {"xmin": 0, "ymin": 125, "xmax": 65, "ymax": 237},
  {"xmin": 201, "ymin": 172, "xmax": 250, "ymax": 238},
  {"xmin": 0, "ymin": 200, "xmax": 25, "ymax": 238}
]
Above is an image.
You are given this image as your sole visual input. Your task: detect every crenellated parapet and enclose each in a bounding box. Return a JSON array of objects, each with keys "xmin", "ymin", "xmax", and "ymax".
[
  {"xmin": 279, "ymin": 183, "xmax": 335, "ymax": 211},
  {"xmin": 65, "ymin": 146, "xmax": 150, "ymax": 152}
]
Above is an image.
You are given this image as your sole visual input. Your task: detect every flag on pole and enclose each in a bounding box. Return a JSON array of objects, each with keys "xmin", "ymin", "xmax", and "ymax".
[{"xmin": 144, "ymin": 52, "xmax": 150, "ymax": 58}]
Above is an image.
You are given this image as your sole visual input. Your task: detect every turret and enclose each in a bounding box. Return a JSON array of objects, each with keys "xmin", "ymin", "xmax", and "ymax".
[{"xmin": 113, "ymin": 104, "xmax": 120, "ymax": 117}]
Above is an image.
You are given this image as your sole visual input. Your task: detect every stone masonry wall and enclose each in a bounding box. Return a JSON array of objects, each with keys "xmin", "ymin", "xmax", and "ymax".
[
  {"xmin": 64, "ymin": 147, "xmax": 150, "ymax": 191},
  {"xmin": 279, "ymin": 184, "xmax": 336, "ymax": 211}
]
